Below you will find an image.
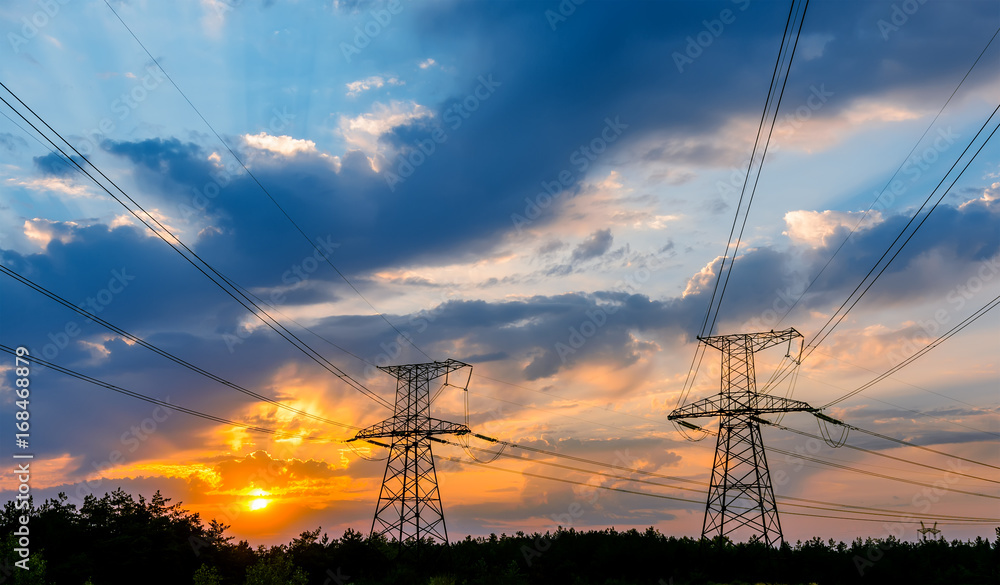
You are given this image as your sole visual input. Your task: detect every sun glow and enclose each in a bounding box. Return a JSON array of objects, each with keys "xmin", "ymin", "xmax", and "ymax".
[
  {"xmin": 249, "ymin": 498, "xmax": 270, "ymax": 511},
  {"xmin": 247, "ymin": 488, "xmax": 271, "ymax": 511}
]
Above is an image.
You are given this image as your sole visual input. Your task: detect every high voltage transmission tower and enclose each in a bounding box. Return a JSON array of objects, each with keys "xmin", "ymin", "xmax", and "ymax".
[
  {"xmin": 350, "ymin": 359, "xmax": 472, "ymax": 545},
  {"xmin": 669, "ymin": 328, "xmax": 816, "ymax": 547}
]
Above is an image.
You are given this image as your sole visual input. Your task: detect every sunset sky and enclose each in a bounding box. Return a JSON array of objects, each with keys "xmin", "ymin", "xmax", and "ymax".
[{"xmin": 1, "ymin": 0, "xmax": 998, "ymax": 547}]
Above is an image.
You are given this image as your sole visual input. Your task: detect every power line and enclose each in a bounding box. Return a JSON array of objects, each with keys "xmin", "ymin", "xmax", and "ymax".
[
  {"xmin": 437, "ymin": 454, "xmax": 997, "ymax": 526},
  {"xmin": 791, "ymin": 368, "xmax": 999, "ymax": 439},
  {"xmin": 456, "ymin": 382, "xmax": 996, "ymax": 503},
  {"xmin": 707, "ymin": 0, "xmax": 809, "ymax": 337},
  {"xmin": 808, "ymin": 348, "xmax": 991, "ymax": 413},
  {"xmin": 463, "ymin": 436, "xmax": 710, "ymax": 487},
  {"xmin": 438, "ymin": 437, "xmax": 707, "ymax": 495},
  {"xmin": 438, "ymin": 454, "xmax": 706, "ymax": 506},
  {"xmin": 766, "ymin": 445, "xmax": 1000, "ymax": 500},
  {"xmin": 678, "ymin": 410, "xmax": 999, "ymax": 482},
  {"xmin": 805, "ymin": 104, "xmax": 999, "ymax": 359},
  {"xmin": 763, "ymin": 102, "xmax": 1000, "ymax": 393},
  {"xmin": 861, "ymin": 394, "xmax": 1000, "ymax": 440},
  {"xmin": 230, "ymin": 279, "xmax": 374, "ymax": 367},
  {"xmin": 698, "ymin": 0, "xmax": 802, "ymax": 338},
  {"xmin": 489, "ymin": 430, "xmax": 981, "ymax": 511},
  {"xmin": 774, "ymin": 493, "xmax": 1000, "ymax": 524},
  {"xmin": 0, "ymin": 264, "xmax": 360, "ymax": 430},
  {"xmin": 0, "ymin": 344, "xmax": 346, "ymax": 443},
  {"xmin": 762, "ymin": 420, "xmax": 999, "ymax": 485},
  {"xmin": 842, "ymin": 421, "xmax": 1000, "ymax": 472},
  {"xmin": 657, "ymin": 416, "xmax": 999, "ymax": 501},
  {"xmin": 822, "ymin": 293, "xmax": 1000, "ymax": 408},
  {"xmin": 101, "ymin": 0, "xmax": 433, "ymax": 363},
  {"xmin": 452, "ymin": 440, "xmax": 1000, "ymax": 522},
  {"xmin": 677, "ymin": 0, "xmax": 808, "ymax": 433},
  {"xmin": 686, "ymin": 401, "xmax": 1000, "ymax": 477},
  {"xmin": 0, "ymin": 81, "xmax": 391, "ymax": 410},
  {"xmin": 445, "ymin": 438, "xmax": 1000, "ymax": 524},
  {"xmin": 674, "ymin": 28, "xmax": 1000, "ymax": 471},
  {"xmin": 776, "ymin": 25, "xmax": 1000, "ymax": 327}
]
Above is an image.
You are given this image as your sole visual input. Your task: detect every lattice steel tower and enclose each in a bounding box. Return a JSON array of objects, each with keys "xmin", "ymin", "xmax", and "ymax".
[
  {"xmin": 351, "ymin": 359, "xmax": 471, "ymax": 545},
  {"xmin": 669, "ymin": 328, "xmax": 815, "ymax": 547}
]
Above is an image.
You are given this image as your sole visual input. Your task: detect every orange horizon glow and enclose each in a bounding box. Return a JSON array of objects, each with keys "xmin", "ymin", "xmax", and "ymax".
[{"xmin": 1, "ymin": 329, "xmax": 996, "ymax": 548}]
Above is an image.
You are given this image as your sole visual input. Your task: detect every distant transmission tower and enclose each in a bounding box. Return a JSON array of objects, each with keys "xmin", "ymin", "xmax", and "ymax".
[
  {"xmin": 350, "ymin": 359, "xmax": 471, "ymax": 545},
  {"xmin": 669, "ymin": 328, "xmax": 816, "ymax": 547},
  {"xmin": 918, "ymin": 521, "xmax": 941, "ymax": 541}
]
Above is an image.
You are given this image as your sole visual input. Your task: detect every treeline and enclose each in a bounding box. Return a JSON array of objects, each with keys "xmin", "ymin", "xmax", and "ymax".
[{"xmin": 1, "ymin": 490, "xmax": 997, "ymax": 585}]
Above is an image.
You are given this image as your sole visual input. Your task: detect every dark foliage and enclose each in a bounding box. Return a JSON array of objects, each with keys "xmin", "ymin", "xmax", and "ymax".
[{"xmin": 1, "ymin": 492, "xmax": 997, "ymax": 585}]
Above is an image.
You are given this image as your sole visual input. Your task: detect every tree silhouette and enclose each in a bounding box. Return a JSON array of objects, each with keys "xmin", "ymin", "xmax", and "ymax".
[{"xmin": 1, "ymin": 490, "xmax": 996, "ymax": 584}]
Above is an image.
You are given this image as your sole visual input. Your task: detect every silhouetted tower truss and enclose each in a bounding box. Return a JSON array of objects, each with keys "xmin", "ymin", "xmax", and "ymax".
[
  {"xmin": 917, "ymin": 521, "xmax": 941, "ymax": 541},
  {"xmin": 351, "ymin": 359, "xmax": 471, "ymax": 545},
  {"xmin": 669, "ymin": 328, "xmax": 815, "ymax": 547}
]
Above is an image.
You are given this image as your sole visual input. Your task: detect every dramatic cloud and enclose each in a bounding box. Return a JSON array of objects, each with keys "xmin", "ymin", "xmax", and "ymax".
[{"xmin": 214, "ymin": 450, "xmax": 339, "ymax": 491}]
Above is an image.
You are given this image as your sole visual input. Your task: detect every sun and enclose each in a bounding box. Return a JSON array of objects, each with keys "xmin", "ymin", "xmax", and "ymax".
[
  {"xmin": 246, "ymin": 488, "xmax": 271, "ymax": 511},
  {"xmin": 248, "ymin": 498, "xmax": 270, "ymax": 511}
]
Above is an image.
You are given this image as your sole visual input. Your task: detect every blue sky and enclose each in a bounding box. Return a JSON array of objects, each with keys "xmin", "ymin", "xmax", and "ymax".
[{"xmin": 0, "ymin": 0, "xmax": 998, "ymax": 546}]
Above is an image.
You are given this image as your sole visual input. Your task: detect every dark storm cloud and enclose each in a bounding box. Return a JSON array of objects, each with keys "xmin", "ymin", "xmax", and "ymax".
[
  {"xmin": 99, "ymin": 137, "xmax": 229, "ymax": 201},
  {"xmin": 78, "ymin": 0, "xmax": 997, "ymax": 286}
]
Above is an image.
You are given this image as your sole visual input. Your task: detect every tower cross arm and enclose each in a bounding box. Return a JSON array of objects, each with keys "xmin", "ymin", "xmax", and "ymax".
[
  {"xmin": 698, "ymin": 327, "xmax": 801, "ymax": 353},
  {"xmin": 668, "ymin": 392, "xmax": 816, "ymax": 420},
  {"xmin": 426, "ymin": 418, "xmax": 472, "ymax": 436},
  {"xmin": 351, "ymin": 417, "xmax": 471, "ymax": 440},
  {"xmin": 377, "ymin": 358, "xmax": 469, "ymax": 379},
  {"xmin": 351, "ymin": 418, "xmax": 395, "ymax": 441}
]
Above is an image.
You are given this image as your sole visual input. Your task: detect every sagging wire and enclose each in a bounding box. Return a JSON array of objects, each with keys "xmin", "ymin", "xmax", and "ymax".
[
  {"xmin": 772, "ymin": 337, "xmax": 803, "ymax": 425},
  {"xmin": 431, "ymin": 364, "xmax": 472, "ymax": 404},
  {"xmin": 672, "ymin": 342, "xmax": 711, "ymax": 442},
  {"xmin": 815, "ymin": 412, "xmax": 850, "ymax": 448},
  {"xmin": 457, "ymin": 433, "xmax": 509, "ymax": 464},
  {"xmin": 671, "ymin": 419, "xmax": 714, "ymax": 442},
  {"xmin": 675, "ymin": 341, "xmax": 708, "ymax": 409},
  {"xmin": 455, "ymin": 365, "xmax": 509, "ymax": 463},
  {"xmin": 756, "ymin": 403, "xmax": 848, "ymax": 449}
]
